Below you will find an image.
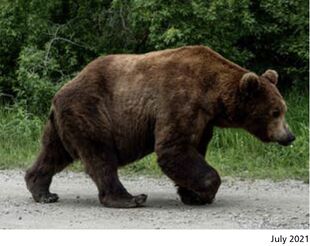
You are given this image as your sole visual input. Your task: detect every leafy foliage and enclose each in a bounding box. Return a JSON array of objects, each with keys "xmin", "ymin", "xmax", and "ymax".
[{"xmin": 0, "ymin": 0, "xmax": 308, "ymax": 115}]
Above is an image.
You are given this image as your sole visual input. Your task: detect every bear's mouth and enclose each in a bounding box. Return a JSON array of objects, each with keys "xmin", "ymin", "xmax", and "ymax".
[{"xmin": 277, "ymin": 139, "xmax": 294, "ymax": 146}]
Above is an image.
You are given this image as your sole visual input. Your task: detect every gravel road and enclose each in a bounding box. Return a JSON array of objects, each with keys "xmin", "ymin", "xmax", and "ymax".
[{"xmin": 0, "ymin": 170, "xmax": 308, "ymax": 229}]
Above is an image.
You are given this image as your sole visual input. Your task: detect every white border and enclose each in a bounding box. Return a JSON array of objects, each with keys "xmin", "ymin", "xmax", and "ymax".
[{"xmin": 1, "ymin": 230, "xmax": 310, "ymax": 246}]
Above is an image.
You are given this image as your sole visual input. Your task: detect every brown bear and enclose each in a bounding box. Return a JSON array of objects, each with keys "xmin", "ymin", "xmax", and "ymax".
[{"xmin": 25, "ymin": 45, "xmax": 295, "ymax": 208}]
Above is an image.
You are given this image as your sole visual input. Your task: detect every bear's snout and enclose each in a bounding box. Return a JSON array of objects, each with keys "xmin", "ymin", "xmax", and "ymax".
[
  {"xmin": 277, "ymin": 131, "xmax": 295, "ymax": 146},
  {"xmin": 268, "ymin": 118, "xmax": 295, "ymax": 146}
]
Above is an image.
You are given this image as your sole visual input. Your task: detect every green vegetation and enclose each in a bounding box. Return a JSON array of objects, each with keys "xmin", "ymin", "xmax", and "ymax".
[
  {"xmin": 0, "ymin": 106, "xmax": 43, "ymax": 169},
  {"xmin": 0, "ymin": 0, "xmax": 308, "ymax": 180},
  {"xmin": 0, "ymin": 0, "xmax": 308, "ymax": 115}
]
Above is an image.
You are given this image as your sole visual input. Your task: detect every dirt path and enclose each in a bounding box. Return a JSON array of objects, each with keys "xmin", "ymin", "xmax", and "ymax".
[{"xmin": 0, "ymin": 170, "xmax": 308, "ymax": 229}]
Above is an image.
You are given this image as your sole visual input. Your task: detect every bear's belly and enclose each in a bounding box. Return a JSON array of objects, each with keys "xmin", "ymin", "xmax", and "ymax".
[{"xmin": 112, "ymin": 120, "xmax": 155, "ymax": 166}]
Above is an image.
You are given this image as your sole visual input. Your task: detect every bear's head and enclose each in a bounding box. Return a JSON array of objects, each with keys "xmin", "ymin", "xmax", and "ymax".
[{"xmin": 238, "ymin": 70, "xmax": 295, "ymax": 146}]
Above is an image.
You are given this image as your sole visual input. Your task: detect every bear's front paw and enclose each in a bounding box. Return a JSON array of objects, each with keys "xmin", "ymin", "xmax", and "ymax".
[
  {"xmin": 197, "ymin": 176, "xmax": 222, "ymax": 203},
  {"xmin": 177, "ymin": 173, "xmax": 221, "ymax": 205},
  {"xmin": 33, "ymin": 192, "xmax": 59, "ymax": 203},
  {"xmin": 177, "ymin": 187, "xmax": 209, "ymax": 205},
  {"xmin": 101, "ymin": 194, "xmax": 148, "ymax": 208}
]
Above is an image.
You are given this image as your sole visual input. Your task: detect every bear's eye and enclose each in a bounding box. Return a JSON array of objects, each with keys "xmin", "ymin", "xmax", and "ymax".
[{"xmin": 272, "ymin": 110, "xmax": 280, "ymax": 118}]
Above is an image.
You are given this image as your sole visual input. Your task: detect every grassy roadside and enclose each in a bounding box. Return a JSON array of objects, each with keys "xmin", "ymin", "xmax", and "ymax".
[{"xmin": 0, "ymin": 89, "xmax": 308, "ymax": 181}]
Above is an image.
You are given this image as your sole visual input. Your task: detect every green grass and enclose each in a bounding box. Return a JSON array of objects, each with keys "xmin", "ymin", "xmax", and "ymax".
[
  {"xmin": 0, "ymin": 106, "xmax": 43, "ymax": 169},
  {"xmin": 0, "ymin": 89, "xmax": 308, "ymax": 181}
]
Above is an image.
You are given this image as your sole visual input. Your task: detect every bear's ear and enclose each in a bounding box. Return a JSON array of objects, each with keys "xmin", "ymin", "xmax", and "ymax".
[
  {"xmin": 239, "ymin": 72, "xmax": 260, "ymax": 94},
  {"xmin": 262, "ymin": 69, "xmax": 278, "ymax": 85}
]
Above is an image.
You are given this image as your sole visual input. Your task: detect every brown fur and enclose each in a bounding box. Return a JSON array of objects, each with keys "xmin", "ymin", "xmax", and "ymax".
[{"xmin": 25, "ymin": 45, "xmax": 294, "ymax": 207}]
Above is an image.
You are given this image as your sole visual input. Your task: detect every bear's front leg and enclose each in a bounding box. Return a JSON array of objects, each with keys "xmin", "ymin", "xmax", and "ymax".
[
  {"xmin": 155, "ymin": 104, "xmax": 220, "ymax": 205},
  {"xmin": 176, "ymin": 161, "xmax": 221, "ymax": 205},
  {"xmin": 176, "ymin": 126, "xmax": 219, "ymax": 205},
  {"xmin": 79, "ymin": 145, "xmax": 147, "ymax": 208},
  {"xmin": 83, "ymin": 154, "xmax": 147, "ymax": 208},
  {"xmin": 156, "ymin": 144, "xmax": 221, "ymax": 205}
]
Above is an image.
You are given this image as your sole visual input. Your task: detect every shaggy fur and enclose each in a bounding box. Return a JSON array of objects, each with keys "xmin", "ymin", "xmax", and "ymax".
[{"xmin": 25, "ymin": 46, "xmax": 294, "ymax": 208}]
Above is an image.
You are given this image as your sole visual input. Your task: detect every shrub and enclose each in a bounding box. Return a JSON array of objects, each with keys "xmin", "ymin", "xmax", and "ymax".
[{"xmin": 0, "ymin": 0, "xmax": 308, "ymax": 115}]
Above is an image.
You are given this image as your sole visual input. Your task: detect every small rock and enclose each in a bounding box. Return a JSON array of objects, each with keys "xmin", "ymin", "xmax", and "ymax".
[
  {"xmin": 18, "ymin": 216, "xmax": 22, "ymax": 220},
  {"xmin": 278, "ymin": 223, "xmax": 288, "ymax": 227}
]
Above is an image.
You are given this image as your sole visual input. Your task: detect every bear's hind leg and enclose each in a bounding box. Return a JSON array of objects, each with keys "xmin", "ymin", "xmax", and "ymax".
[
  {"xmin": 25, "ymin": 119, "xmax": 73, "ymax": 203},
  {"xmin": 53, "ymin": 99, "xmax": 147, "ymax": 208}
]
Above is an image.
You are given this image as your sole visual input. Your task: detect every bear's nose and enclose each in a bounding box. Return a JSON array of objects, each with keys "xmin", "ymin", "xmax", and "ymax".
[
  {"xmin": 287, "ymin": 132, "xmax": 295, "ymax": 143},
  {"xmin": 277, "ymin": 131, "xmax": 295, "ymax": 146}
]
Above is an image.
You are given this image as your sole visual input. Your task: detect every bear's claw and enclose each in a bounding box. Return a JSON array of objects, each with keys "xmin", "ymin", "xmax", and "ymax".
[
  {"xmin": 102, "ymin": 194, "xmax": 148, "ymax": 208},
  {"xmin": 134, "ymin": 194, "xmax": 147, "ymax": 205},
  {"xmin": 33, "ymin": 193, "xmax": 59, "ymax": 203}
]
